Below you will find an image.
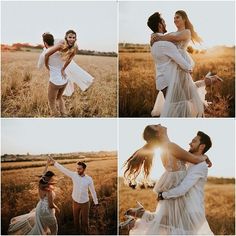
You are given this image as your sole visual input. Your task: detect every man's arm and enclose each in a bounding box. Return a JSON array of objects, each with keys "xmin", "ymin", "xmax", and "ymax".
[
  {"xmin": 49, "ymin": 157, "xmax": 74, "ymax": 178},
  {"xmin": 161, "ymin": 42, "xmax": 193, "ymax": 72},
  {"xmin": 162, "ymin": 164, "xmax": 207, "ymax": 199},
  {"xmin": 37, "ymin": 49, "xmax": 46, "ymax": 69},
  {"xmin": 88, "ymin": 178, "xmax": 98, "ymax": 205}
]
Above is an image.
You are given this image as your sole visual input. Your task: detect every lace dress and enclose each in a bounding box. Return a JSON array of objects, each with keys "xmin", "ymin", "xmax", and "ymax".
[
  {"xmin": 130, "ymin": 145, "xmax": 213, "ymax": 235},
  {"xmin": 151, "ymin": 31, "xmax": 206, "ymax": 117},
  {"xmin": 8, "ymin": 191, "xmax": 58, "ymax": 235}
]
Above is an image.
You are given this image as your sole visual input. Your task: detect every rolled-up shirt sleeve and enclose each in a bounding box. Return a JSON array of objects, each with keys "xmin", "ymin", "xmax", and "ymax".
[
  {"xmin": 162, "ymin": 164, "xmax": 207, "ymax": 199},
  {"xmin": 54, "ymin": 162, "xmax": 74, "ymax": 178},
  {"xmin": 89, "ymin": 178, "xmax": 98, "ymax": 205}
]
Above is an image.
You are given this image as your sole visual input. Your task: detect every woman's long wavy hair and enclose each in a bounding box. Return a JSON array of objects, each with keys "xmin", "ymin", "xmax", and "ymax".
[
  {"xmin": 176, "ymin": 10, "xmax": 202, "ymax": 44},
  {"xmin": 39, "ymin": 171, "xmax": 56, "ymax": 191},
  {"xmin": 60, "ymin": 30, "xmax": 78, "ymax": 61},
  {"xmin": 123, "ymin": 125, "xmax": 159, "ymax": 184}
]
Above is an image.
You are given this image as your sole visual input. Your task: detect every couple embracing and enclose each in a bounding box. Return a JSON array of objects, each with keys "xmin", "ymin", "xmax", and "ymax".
[
  {"xmin": 149, "ymin": 11, "xmax": 222, "ymax": 117},
  {"xmin": 38, "ymin": 30, "xmax": 94, "ymax": 117},
  {"xmin": 120, "ymin": 124, "xmax": 214, "ymax": 235}
]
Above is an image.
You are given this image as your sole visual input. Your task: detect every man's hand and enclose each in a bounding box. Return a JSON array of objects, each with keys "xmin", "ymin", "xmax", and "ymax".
[
  {"xmin": 48, "ymin": 156, "xmax": 55, "ymax": 165},
  {"xmin": 205, "ymin": 157, "xmax": 212, "ymax": 168},
  {"xmin": 157, "ymin": 192, "xmax": 164, "ymax": 201}
]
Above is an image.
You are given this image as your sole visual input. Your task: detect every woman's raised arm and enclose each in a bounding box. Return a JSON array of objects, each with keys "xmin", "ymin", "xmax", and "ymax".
[
  {"xmin": 168, "ymin": 142, "xmax": 207, "ymax": 164},
  {"xmin": 151, "ymin": 29, "xmax": 191, "ymax": 46}
]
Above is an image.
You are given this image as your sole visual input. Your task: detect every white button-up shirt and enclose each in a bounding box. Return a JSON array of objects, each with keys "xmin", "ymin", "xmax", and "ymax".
[
  {"xmin": 162, "ymin": 162, "xmax": 208, "ymax": 208},
  {"xmin": 151, "ymin": 34, "xmax": 193, "ymax": 91},
  {"xmin": 54, "ymin": 162, "xmax": 98, "ymax": 204}
]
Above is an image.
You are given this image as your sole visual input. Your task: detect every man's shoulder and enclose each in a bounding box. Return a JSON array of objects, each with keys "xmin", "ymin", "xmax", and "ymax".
[
  {"xmin": 189, "ymin": 161, "xmax": 208, "ymax": 171},
  {"xmin": 85, "ymin": 175, "xmax": 92, "ymax": 180}
]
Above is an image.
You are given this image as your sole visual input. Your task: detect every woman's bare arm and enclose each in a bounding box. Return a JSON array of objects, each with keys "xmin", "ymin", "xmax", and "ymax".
[
  {"xmin": 42, "ymin": 159, "xmax": 50, "ymax": 175},
  {"xmin": 61, "ymin": 52, "xmax": 76, "ymax": 78},
  {"xmin": 168, "ymin": 142, "xmax": 206, "ymax": 164},
  {"xmin": 47, "ymin": 190, "xmax": 56, "ymax": 209},
  {"xmin": 151, "ymin": 29, "xmax": 191, "ymax": 46}
]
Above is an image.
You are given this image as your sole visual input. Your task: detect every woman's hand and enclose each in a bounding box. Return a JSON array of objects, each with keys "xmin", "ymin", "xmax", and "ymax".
[
  {"xmin": 150, "ymin": 34, "xmax": 162, "ymax": 46},
  {"xmin": 55, "ymin": 205, "xmax": 60, "ymax": 214},
  {"xmin": 61, "ymin": 69, "xmax": 67, "ymax": 79}
]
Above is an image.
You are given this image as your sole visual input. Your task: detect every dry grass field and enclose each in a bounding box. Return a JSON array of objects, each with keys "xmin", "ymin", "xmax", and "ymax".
[
  {"xmin": 1, "ymin": 154, "xmax": 117, "ymax": 235},
  {"xmin": 1, "ymin": 51, "xmax": 117, "ymax": 117},
  {"xmin": 119, "ymin": 177, "xmax": 235, "ymax": 235},
  {"xmin": 119, "ymin": 46, "xmax": 235, "ymax": 117}
]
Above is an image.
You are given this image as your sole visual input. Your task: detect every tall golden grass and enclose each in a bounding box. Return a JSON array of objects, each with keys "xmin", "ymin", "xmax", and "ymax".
[
  {"xmin": 1, "ymin": 51, "xmax": 117, "ymax": 117},
  {"xmin": 1, "ymin": 155, "xmax": 117, "ymax": 235},
  {"xmin": 119, "ymin": 177, "xmax": 235, "ymax": 235},
  {"xmin": 119, "ymin": 46, "xmax": 235, "ymax": 117}
]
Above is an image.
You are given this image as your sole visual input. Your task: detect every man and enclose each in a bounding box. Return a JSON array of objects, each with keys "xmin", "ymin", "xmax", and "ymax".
[
  {"xmin": 147, "ymin": 12, "xmax": 220, "ymax": 101},
  {"xmin": 158, "ymin": 131, "xmax": 213, "ymax": 234},
  {"xmin": 49, "ymin": 157, "xmax": 98, "ymax": 234},
  {"xmin": 37, "ymin": 33, "xmax": 68, "ymax": 116}
]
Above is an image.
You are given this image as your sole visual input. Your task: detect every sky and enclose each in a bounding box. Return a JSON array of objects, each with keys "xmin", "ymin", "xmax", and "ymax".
[
  {"xmin": 1, "ymin": 1, "xmax": 117, "ymax": 52},
  {"xmin": 119, "ymin": 1, "xmax": 235, "ymax": 48},
  {"xmin": 119, "ymin": 118, "xmax": 235, "ymax": 178},
  {"xmin": 1, "ymin": 119, "xmax": 117, "ymax": 155}
]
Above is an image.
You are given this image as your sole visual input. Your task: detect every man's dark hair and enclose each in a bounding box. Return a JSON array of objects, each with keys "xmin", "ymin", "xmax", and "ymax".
[
  {"xmin": 197, "ymin": 131, "xmax": 212, "ymax": 154},
  {"xmin": 147, "ymin": 12, "xmax": 162, "ymax": 33},
  {"xmin": 77, "ymin": 161, "xmax": 87, "ymax": 169},
  {"xmin": 42, "ymin": 33, "xmax": 54, "ymax": 46}
]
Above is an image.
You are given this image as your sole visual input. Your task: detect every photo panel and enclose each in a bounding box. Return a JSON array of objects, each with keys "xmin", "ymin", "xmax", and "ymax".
[
  {"xmin": 1, "ymin": 118, "xmax": 118, "ymax": 235},
  {"xmin": 119, "ymin": 118, "xmax": 235, "ymax": 235},
  {"xmin": 119, "ymin": 1, "xmax": 235, "ymax": 118},
  {"xmin": 1, "ymin": 1, "xmax": 118, "ymax": 118}
]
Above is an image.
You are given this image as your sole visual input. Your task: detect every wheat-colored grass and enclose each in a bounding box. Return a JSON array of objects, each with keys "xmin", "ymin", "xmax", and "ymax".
[
  {"xmin": 119, "ymin": 178, "xmax": 235, "ymax": 235},
  {"xmin": 1, "ymin": 155, "xmax": 117, "ymax": 235},
  {"xmin": 119, "ymin": 48, "xmax": 235, "ymax": 117},
  {"xmin": 1, "ymin": 51, "xmax": 117, "ymax": 117}
]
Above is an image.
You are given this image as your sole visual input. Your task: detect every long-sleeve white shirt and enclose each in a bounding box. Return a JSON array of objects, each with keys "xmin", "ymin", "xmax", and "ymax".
[
  {"xmin": 151, "ymin": 34, "xmax": 193, "ymax": 91},
  {"xmin": 54, "ymin": 162, "xmax": 98, "ymax": 204},
  {"xmin": 162, "ymin": 162, "xmax": 208, "ymax": 209}
]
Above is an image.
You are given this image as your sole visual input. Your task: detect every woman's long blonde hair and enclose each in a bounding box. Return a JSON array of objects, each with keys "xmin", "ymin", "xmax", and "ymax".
[
  {"xmin": 176, "ymin": 10, "xmax": 202, "ymax": 44},
  {"xmin": 60, "ymin": 30, "xmax": 78, "ymax": 61},
  {"xmin": 123, "ymin": 125, "xmax": 159, "ymax": 184}
]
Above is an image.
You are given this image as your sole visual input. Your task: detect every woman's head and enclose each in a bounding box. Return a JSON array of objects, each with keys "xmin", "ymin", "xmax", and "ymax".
[
  {"xmin": 143, "ymin": 124, "xmax": 167, "ymax": 144},
  {"xmin": 39, "ymin": 171, "xmax": 56, "ymax": 190},
  {"xmin": 65, "ymin": 30, "xmax": 77, "ymax": 47},
  {"xmin": 123, "ymin": 124, "xmax": 167, "ymax": 187},
  {"xmin": 174, "ymin": 10, "xmax": 202, "ymax": 44},
  {"xmin": 60, "ymin": 30, "xmax": 78, "ymax": 61}
]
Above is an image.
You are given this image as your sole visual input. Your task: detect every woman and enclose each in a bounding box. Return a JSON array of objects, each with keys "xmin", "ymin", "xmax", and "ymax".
[
  {"xmin": 151, "ymin": 10, "xmax": 218, "ymax": 117},
  {"xmin": 8, "ymin": 159, "xmax": 59, "ymax": 235},
  {"xmin": 121, "ymin": 124, "xmax": 212, "ymax": 234}
]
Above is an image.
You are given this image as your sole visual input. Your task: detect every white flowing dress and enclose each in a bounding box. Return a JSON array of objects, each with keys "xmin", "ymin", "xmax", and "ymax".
[
  {"xmin": 151, "ymin": 31, "xmax": 207, "ymax": 117},
  {"xmin": 8, "ymin": 192, "xmax": 58, "ymax": 235},
  {"xmin": 37, "ymin": 42, "xmax": 94, "ymax": 96},
  {"xmin": 130, "ymin": 144, "xmax": 213, "ymax": 235}
]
